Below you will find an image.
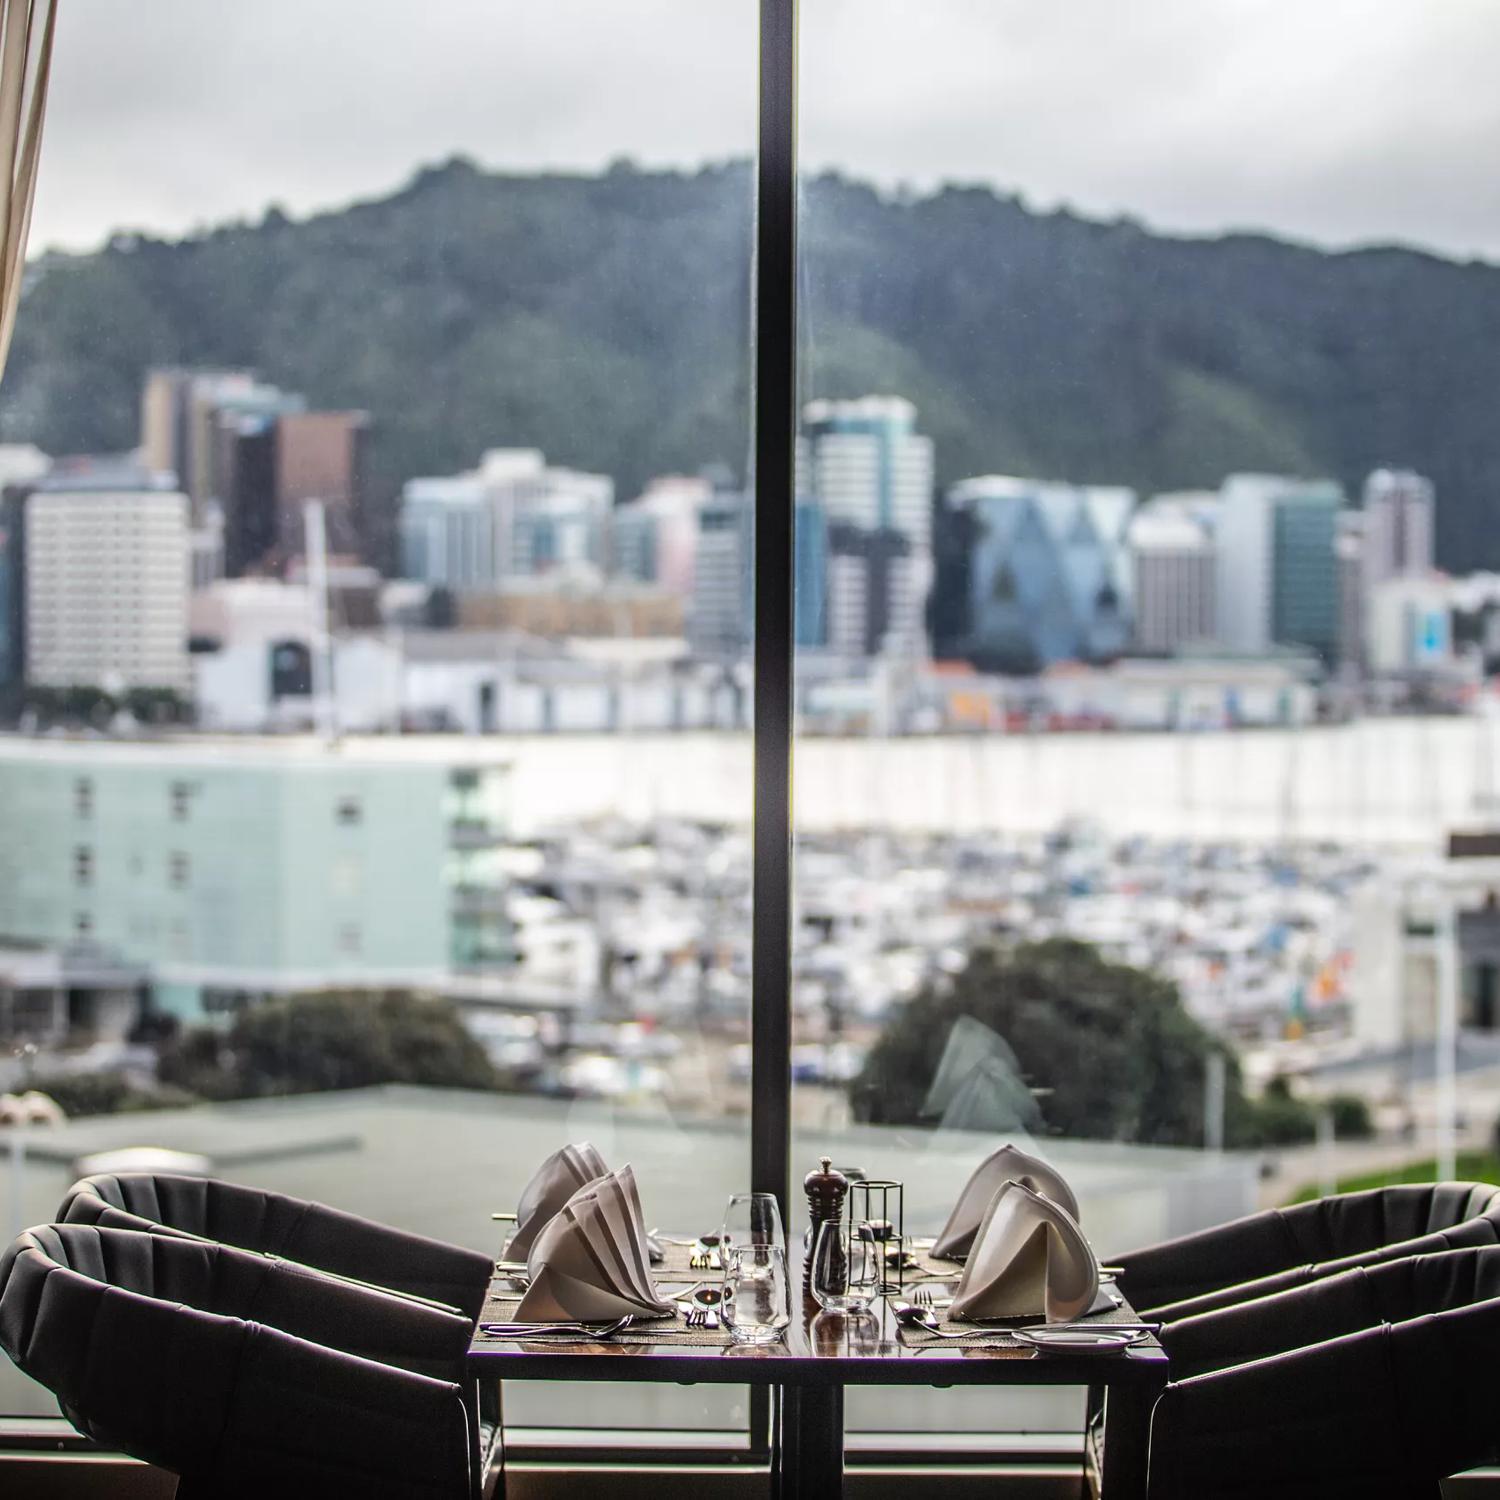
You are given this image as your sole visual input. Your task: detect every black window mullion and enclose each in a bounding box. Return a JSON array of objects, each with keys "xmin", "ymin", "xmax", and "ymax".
[{"xmin": 751, "ymin": 0, "xmax": 798, "ymax": 1226}]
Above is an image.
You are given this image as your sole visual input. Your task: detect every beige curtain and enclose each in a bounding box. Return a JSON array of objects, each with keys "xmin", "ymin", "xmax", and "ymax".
[{"xmin": 0, "ymin": 0, "xmax": 56, "ymax": 383}]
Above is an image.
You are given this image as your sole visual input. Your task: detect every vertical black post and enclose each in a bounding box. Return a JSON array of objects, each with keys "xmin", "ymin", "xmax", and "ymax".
[{"xmin": 752, "ymin": 0, "xmax": 797, "ymax": 1221}]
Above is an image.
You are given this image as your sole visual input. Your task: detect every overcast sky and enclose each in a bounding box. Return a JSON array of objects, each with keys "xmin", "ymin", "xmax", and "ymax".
[{"xmin": 30, "ymin": 1, "xmax": 1500, "ymax": 261}]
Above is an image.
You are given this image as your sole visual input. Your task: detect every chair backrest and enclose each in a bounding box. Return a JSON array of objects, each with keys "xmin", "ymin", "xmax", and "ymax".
[
  {"xmin": 0, "ymin": 1223, "xmax": 472, "ymax": 1499},
  {"xmin": 1162, "ymin": 1242, "xmax": 1500, "ymax": 1381},
  {"xmin": 59, "ymin": 1172, "xmax": 493, "ymax": 1323},
  {"xmin": 1150, "ymin": 1291, "xmax": 1500, "ymax": 1499},
  {"xmin": 1121, "ymin": 1181, "xmax": 1500, "ymax": 1321}
]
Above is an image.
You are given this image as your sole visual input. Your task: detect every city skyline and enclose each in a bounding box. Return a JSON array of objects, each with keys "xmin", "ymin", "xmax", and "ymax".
[{"xmin": 30, "ymin": 1, "xmax": 1500, "ymax": 260}]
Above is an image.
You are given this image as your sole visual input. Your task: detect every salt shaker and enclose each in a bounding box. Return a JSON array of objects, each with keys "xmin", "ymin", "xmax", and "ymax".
[{"xmin": 803, "ymin": 1155, "xmax": 849, "ymax": 1300}]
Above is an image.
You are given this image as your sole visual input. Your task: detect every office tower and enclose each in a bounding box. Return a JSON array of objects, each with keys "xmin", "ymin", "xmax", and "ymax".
[
  {"xmin": 799, "ymin": 396, "xmax": 935, "ymax": 658},
  {"xmin": 400, "ymin": 472, "xmax": 493, "ymax": 591},
  {"xmin": 689, "ymin": 488, "xmax": 753, "ymax": 658},
  {"xmin": 1129, "ymin": 494, "xmax": 1217, "ymax": 654},
  {"xmin": 1214, "ymin": 474, "xmax": 1344, "ymax": 662},
  {"xmin": 794, "ymin": 499, "xmax": 828, "ymax": 649},
  {"xmin": 275, "ymin": 410, "xmax": 371, "ymax": 561},
  {"xmin": 140, "ymin": 369, "xmax": 295, "ymax": 510},
  {"xmin": 25, "ymin": 460, "xmax": 190, "ymax": 693},
  {"xmin": 1362, "ymin": 469, "xmax": 1435, "ymax": 590},
  {"xmin": 1335, "ymin": 510, "xmax": 1366, "ymax": 676},
  {"xmin": 612, "ymin": 475, "xmax": 712, "ymax": 595},
  {"xmin": 0, "ymin": 448, "xmax": 52, "ymax": 707},
  {"xmin": 399, "ymin": 449, "xmax": 614, "ymax": 591},
  {"xmin": 949, "ymin": 475, "xmax": 1134, "ymax": 668},
  {"xmin": 215, "ymin": 412, "xmax": 279, "ymax": 577}
]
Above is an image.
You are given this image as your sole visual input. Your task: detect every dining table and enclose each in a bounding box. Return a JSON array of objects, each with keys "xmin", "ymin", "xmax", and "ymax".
[{"xmin": 467, "ymin": 1239, "xmax": 1169, "ymax": 1499}]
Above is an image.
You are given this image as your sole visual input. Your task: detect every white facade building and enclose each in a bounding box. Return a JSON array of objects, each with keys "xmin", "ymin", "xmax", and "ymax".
[
  {"xmin": 1129, "ymin": 494, "xmax": 1217, "ymax": 654},
  {"xmin": 26, "ymin": 477, "xmax": 190, "ymax": 693},
  {"xmin": 1367, "ymin": 575, "xmax": 1454, "ymax": 676},
  {"xmin": 400, "ymin": 449, "xmax": 614, "ymax": 592}
]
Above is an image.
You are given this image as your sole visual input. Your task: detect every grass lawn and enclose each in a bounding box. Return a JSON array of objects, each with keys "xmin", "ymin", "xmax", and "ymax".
[{"xmin": 1285, "ymin": 1149, "xmax": 1500, "ymax": 1205}]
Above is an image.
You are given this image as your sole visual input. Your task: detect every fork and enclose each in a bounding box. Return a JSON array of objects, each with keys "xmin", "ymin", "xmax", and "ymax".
[
  {"xmin": 685, "ymin": 1307, "xmax": 720, "ymax": 1330},
  {"xmin": 913, "ymin": 1284, "xmax": 954, "ymax": 1309}
]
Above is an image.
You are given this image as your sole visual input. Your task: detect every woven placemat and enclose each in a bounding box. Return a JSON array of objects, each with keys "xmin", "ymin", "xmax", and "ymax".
[
  {"xmin": 895, "ymin": 1302, "xmax": 1147, "ymax": 1349},
  {"xmin": 477, "ymin": 1278, "xmax": 733, "ymax": 1348}
]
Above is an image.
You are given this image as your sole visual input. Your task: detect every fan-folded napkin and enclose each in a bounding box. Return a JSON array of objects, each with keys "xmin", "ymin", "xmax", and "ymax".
[
  {"xmin": 949, "ymin": 1180, "xmax": 1099, "ymax": 1322},
  {"xmin": 933, "ymin": 1143, "xmax": 1080, "ymax": 1260},
  {"xmin": 506, "ymin": 1141, "xmax": 610, "ymax": 1261},
  {"xmin": 514, "ymin": 1164, "xmax": 675, "ymax": 1322}
]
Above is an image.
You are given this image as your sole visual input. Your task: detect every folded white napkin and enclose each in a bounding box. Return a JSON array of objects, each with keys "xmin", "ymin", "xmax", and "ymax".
[
  {"xmin": 506, "ymin": 1141, "xmax": 610, "ymax": 1261},
  {"xmin": 932, "ymin": 1143, "xmax": 1080, "ymax": 1261},
  {"xmin": 949, "ymin": 1180, "xmax": 1099, "ymax": 1322},
  {"xmin": 514, "ymin": 1164, "xmax": 675, "ymax": 1322}
]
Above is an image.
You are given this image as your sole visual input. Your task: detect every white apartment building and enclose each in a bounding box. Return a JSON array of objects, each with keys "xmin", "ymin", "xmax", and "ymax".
[
  {"xmin": 400, "ymin": 449, "xmax": 613, "ymax": 591},
  {"xmin": 26, "ymin": 477, "xmax": 190, "ymax": 693},
  {"xmin": 799, "ymin": 396, "xmax": 934, "ymax": 548},
  {"xmin": 1129, "ymin": 495, "xmax": 1217, "ymax": 654}
]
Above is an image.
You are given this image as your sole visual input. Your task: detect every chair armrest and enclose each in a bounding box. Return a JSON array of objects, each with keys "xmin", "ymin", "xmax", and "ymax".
[
  {"xmin": 1149, "ymin": 1325, "xmax": 1419, "ymax": 1500},
  {"xmin": 205, "ymin": 1324, "xmax": 471, "ymax": 1500}
]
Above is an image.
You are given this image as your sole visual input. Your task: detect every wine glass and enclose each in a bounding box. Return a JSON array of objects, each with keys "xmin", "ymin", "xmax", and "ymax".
[
  {"xmin": 810, "ymin": 1219, "xmax": 879, "ymax": 1314},
  {"xmin": 720, "ymin": 1191, "xmax": 786, "ymax": 1259},
  {"xmin": 722, "ymin": 1243, "xmax": 791, "ymax": 1344}
]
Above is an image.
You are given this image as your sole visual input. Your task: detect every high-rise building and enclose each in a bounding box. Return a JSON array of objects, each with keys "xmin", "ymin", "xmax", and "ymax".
[
  {"xmin": 275, "ymin": 410, "xmax": 371, "ymax": 561},
  {"xmin": 25, "ymin": 459, "xmax": 190, "ymax": 693},
  {"xmin": 399, "ymin": 449, "xmax": 613, "ymax": 592},
  {"xmin": 1128, "ymin": 494, "xmax": 1217, "ymax": 655},
  {"xmin": 1214, "ymin": 474, "xmax": 1344, "ymax": 662},
  {"xmin": 141, "ymin": 369, "xmax": 302, "ymax": 511},
  {"xmin": 949, "ymin": 475, "xmax": 1134, "ymax": 668},
  {"xmin": 689, "ymin": 488, "xmax": 752, "ymax": 659},
  {"xmin": 215, "ymin": 412, "xmax": 279, "ymax": 577},
  {"xmin": 1362, "ymin": 469, "xmax": 1435, "ymax": 590},
  {"xmin": 141, "ymin": 370, "xmax": 372, "ymax": 567},
  {"xmin": 612, "ymin": 475, "xmax": 711, "ymax": 596},
  {"xmin": 0, "ymin": 446, "xmax": 50, "ymax": 707},
  {"xmin": 399, "ymin": 473, "xmax": 493, "ymax": 592},
  {"xmin": 794, "ymin": 499, "xmax": 828, "ymax": 649},
  {"xmin": 798, "ymin": 396, "xmax": 935, "ymax": 658}
]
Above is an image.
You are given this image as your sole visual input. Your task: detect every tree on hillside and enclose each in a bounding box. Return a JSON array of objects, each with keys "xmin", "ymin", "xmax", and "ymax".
[
  {"xmin": 852, "ymin": 938, "xmax": 1262, "ymax": 1148},
  {"xmin": 159, "ymin": 989, "xmax": 498, "ymax": 1099}
]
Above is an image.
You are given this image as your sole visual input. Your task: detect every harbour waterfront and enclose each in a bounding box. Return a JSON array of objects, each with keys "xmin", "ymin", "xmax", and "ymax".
[{"xmin": 490, "ymin": 715, "xmax": 1496, "ymax": 850}]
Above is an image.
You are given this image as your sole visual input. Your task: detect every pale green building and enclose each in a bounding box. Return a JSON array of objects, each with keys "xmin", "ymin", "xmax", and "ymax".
[{"xmin": 0, "ymin": 738, "xmax": 512, "ymax": 1037}]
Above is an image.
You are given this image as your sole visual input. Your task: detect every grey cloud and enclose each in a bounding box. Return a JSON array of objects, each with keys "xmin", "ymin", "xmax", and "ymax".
[{"xmin": 30, "ymin": 0, "xmax": 1500, "ymax": 259}]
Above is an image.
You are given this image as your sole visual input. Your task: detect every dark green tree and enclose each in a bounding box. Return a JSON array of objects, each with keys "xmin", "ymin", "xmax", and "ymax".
[
  {"xmin": 160, "ymin": 989, "xmax": 498, "ymax": 1099},
  {"xmin": 853, "ymin": 938, "xmax": 1252, "ymax": 1148}
]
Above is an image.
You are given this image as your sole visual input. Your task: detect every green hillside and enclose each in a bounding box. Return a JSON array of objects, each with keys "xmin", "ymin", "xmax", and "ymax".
[{"xmin": 4, "ymin": 156, "xmax": 1498, "ymax": 568}]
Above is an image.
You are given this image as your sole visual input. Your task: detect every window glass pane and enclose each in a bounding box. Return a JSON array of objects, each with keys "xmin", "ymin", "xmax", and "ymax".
[
  {"xmin": 0, "ymin": 0, "xmax": 756, "ymax": 1441},
  {"xmin": 794, "ymin": 0, "xmax": 1493, "ymax": 1438}
]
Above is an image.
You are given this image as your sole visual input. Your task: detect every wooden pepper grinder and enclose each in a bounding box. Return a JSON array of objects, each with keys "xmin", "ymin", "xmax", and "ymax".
[{"xmin": 803, "ymin": 1156, "xmax": 848, "ymax": 1301}]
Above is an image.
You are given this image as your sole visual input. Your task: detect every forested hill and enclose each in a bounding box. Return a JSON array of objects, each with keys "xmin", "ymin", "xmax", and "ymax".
[{"xmin": 5, "ymin": 156, "xmax": 1499, "ymax": 568}]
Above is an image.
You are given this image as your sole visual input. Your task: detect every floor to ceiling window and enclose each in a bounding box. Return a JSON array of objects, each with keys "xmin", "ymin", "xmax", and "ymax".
[
  {"xmin": 0, "ymin": 0, "xmax": 758, "ymax": 1443},
  {"xmin": 789, "ymin": 0, "xmax": 1500, "ymax": 1442},
  {"xmin": 2, "ymin": 0, "xmax": 1500, "ymax": 1469}
]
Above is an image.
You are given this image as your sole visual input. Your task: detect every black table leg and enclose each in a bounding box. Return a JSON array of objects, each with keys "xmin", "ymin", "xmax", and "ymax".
[
  {"xmin": 1095, "ymin": 1374, "xmax": 1167, "ymax": 1500},
  {"xmin": 776, "ymin": 1383, "xmax": 845, "ymax": 1499}
]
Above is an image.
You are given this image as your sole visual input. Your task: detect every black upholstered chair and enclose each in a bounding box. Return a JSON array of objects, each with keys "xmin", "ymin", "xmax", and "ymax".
[
  {"xmin": 1113, "ymin": 1180, "xmax": 1500, "ymax": 1322},
  {"xmin": 1160, "ymin": 1239, "xmax": 1500, "ymax": 1380},
  {"xmin": 58, "ymin": 1172, "xmax": 493, "ymax": 1324},
  {"xmin": 1147, "ymin": 1249, "xmax": 1500, "ymax": 1498},
  {"xmin": 0, "ymin": 1223, "xmax": 476, "ymax": 1499}
]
